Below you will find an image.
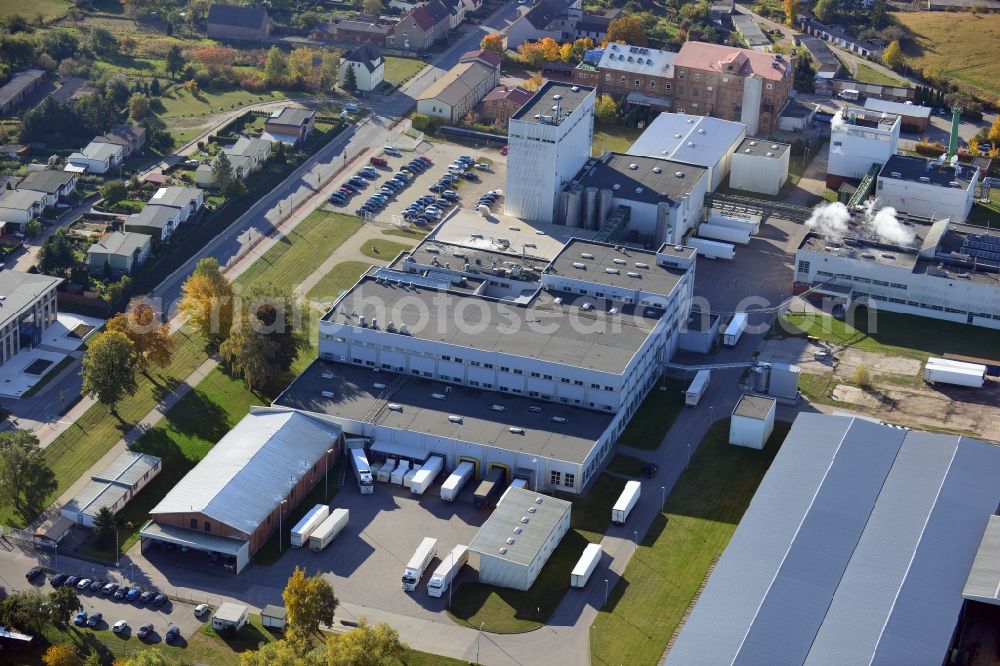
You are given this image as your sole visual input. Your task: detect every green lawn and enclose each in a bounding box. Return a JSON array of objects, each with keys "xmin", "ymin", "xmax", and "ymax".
[
  {"xmin": 383, "ymin": 56, "xmax": 427, "ymax": 86},
  {"xmin": 592, "ymin": 126, "xmax": 644, "ymax": 156},
  {"xmin": 157, "ymin": 88, "xmax": 300, "ymax": 120},
  {"xmin": 591, "ymin": 420, "xmax": 791, "ymax": 666},
  {"xmin": 0, "ymin": 0, "xmax": 70, "ymax": 20},
  {"xmin": 606, "ymin": 453, "xmax": 646, "ymax": 478},
  {"xmin": 384, "ymin": 226, "xmax": 430, "ymax": 240},
  {"xmin": 615, "ymin": 379, "xmax": 686, "ymax": 450},
  {"xmin": 853, "ymin": 63, "xmax": 905, "ymax": 87},
  {"xmin": 967, "ymin": 192, "xmax": 1000, "ymax": 229},
  {"xmin": 361, "ymin": 237, "xmax": 413, "ymax": 261},
  {"xmin": 307, "ymin": 260, "xmax": 370, "ymax": 302},
  {"xmin": 448, "ymin": 474, "xmax": 626, "ymax": 633}
]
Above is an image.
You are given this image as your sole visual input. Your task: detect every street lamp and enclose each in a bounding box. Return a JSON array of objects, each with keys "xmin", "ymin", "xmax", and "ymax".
[
  {"xmin": 115, "ymin": 526, "xmax": 120, "ymax": 567},
  {"xmin": 278, "ymin": 499, "xmax": 288, "ymax": 552},
  {"xmin": 325, "ymin": 448, "xmax": 334, "ymax": 503},
  {"xmin": 633, "ymin": 530, "xmax": 638, "ymax": 553},
  {"xmin": 661, "ymin": 485, "xmax": 666, "ymax": 511},
  {"xmin": 687, "ymin": 443, "xmax": 691, "ymax": 470},
  {"xmin": 476, "ymin": 620, "xmax": 485, "ymax": 665},
  {"xmin": 604, "ymin": 578, "xmax": 609, "ymax": 607}
]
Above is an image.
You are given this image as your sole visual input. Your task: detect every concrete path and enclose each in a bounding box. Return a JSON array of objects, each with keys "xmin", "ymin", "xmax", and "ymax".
[{"xmin": 294, "ymin": 223, "xmax": 398, "ymax": 300}]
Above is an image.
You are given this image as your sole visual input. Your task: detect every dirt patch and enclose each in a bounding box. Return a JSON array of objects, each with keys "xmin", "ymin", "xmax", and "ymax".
[
  {"xmin": 881, "ymin": 385, "xmax": 1000, "ymax": 442},
  {"xmin": 759, "ymin": 337, "xmax": 833, "ymax": 375},
  {"xmin": 831, "ymin": 384, "xmax": 884, "ymax": 409},
  {"xmin": 835, "ymin": 349, "xmax": 921, "ymax": 380}
]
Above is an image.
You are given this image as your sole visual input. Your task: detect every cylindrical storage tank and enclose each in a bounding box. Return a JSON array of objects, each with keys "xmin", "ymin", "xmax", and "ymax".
[
  {"xmin": 583, "ymin": 186, "xmax": 598, "ymax": 231},
  {"xmin": 598, "ymin": 188, "xmax": 614, "ymax": 228},
  {"xmin": 565, "ymin": 188, "xmax": 583, "ymax": 228}
]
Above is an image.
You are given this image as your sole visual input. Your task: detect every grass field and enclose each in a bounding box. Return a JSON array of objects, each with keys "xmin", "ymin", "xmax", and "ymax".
[
  {"xmin": 157, "ymin": 88, "xmax": 299, "ymax": 120},
  {"xmin": 615, "ymin": 378, "xmax": 686, "ymax": 450},
  {"xmin": 591, "ymin": 420, "xmax": 791, "ymax": 665},
  {"xmin": 592, "ymin": 126, "xmax": 644, "ymax": 156},
  {"xmin": 307, "ymin": 260, "xmax": 370, "ymax": 302},
  {"xmin": 0, "ymin": 0, "xmax": 70, "ymax": 20},
  {"xmin": 384, "ymin": 56, "xmax": 427, "ymax": 86},
  {"xmin": 967, "ymin": 191, "xmax": 1000, "ymax": 228},
  {"xmin": 448, "ymin": 474, "xmax": 627, "ymax": 633},
  {"xmin": 853, "ymin": 63, "xmax": 905, "ymax": 87},
  {"xmin": 893, "ymin": 11, "xmax": 1000, "ymax": 98},
  {"xmin": 384, "ymin": 226, "xmax": 430, "ymax": 240},
  {"xmin": 360, "ymin": 237, "xmax": 413, "ymax": 261}
]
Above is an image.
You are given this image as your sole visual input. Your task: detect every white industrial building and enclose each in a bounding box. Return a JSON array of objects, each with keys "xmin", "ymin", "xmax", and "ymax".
[
  {"xmin": 275, "ymin": 212, "xmax": 697, "ymax": 494},
  {"xmin": 795, "ymin": 217, "xmax": 1000, "ymax": 330},
  {"xmin": 826, "ymin": 107, "xmax": 900, "ymax": 189},
  {"xmin": 60, "ymin": 451, "xmax": 162, "ymax": 528},
  {"xmin": 505, "ymin": 81, "xmax": 595, "ymax": 224},
  {"xmin": 876, "ymin": 154, "xmax": 979, "ymax": 223},
  {"xmin": 668, "ymin": 413, "xmax": 1000, "ymax": 666},
  {"xmin": 469, "ymin": 486, "xmax": 571, "ymax": 590},
  {"xmin": 562, "ymin": 152, "xmax": 708, "ymax": 245},
  {"xmin": 729, "ymin": 138, "xmax": 790, "ymax": 196},
  {"xmin": 626, "ymin": 113, "xmax": 746, "ymax": 191},
  {"xmin": 728, "ymin": 394, "xmax": 775, "ymax": 449}
]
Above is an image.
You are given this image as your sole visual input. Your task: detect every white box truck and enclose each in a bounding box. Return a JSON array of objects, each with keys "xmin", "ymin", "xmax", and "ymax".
[
  {"xmin": 391, "ymin": 460, "xmax": 411, "ymax": 485},
  {"xmin": 402, "ymin": 537, "xmax": 438, "ymax": 592},
  {"xmin": 350, "ymin": 447, "xmax": 374, "ymax": 495},
  {"xmin": 290, "ymin": 504, "xmax": 329, "ymax": 548},
  {"xmin": 688, "ymin": 237, "xmax": 735, "ymax": 260},
  {"xmin": 685, "ymin": 370, "xmax": 711, "ymax": 407},
  {"xmin": 427, "ymin": 544, "xmax": 469, "ymax": 598},
  {"xmin": 612, "ymin": 480, "xmax": 641, "ymax": 525},
  {"xmin": 698, "ymin": 223, "xmax": 751, "ymax": 245},
  {"xmin": 924, "ymin": 358, "xmax": 986, "ymax": 388},
  {"xmin": 309, "ymin": 508, "xmax": 349, "ymax": 552},
  {"xmin": 570, "ymin": 543, "xmax": 603, "ymax": 588},
  {"xmin": 410, "ymin": 455, "xmax": 444, "ymax": 495},
  {"xmin": 377, "ymin": 458, "xmax": 397, "ymax": 483},
  {"xmin": 723, "ymin": 313, "xmax": 748, "ymax": 347},
  {"xmin": 440, "ymin": 461, "xmax": 475, "ymax": 501}
]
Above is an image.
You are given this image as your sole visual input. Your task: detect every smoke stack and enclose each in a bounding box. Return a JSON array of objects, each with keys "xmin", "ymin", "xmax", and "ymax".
[{"xmin": 947, "ymin": 106, "xmax": 962, "ymax": 160}]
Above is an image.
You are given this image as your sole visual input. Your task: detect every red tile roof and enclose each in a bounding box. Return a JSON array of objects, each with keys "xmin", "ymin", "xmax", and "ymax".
[
  {"xmin": 461, "ymin": 49, "xmax": 502, "ymax": 68},
  {"xmin": 482, "ymin": 85, "xmax": 533, "ymax": 105},
  {"xmin": 674, "ymin": 41, "xmax": 791, "ymax": 82}
]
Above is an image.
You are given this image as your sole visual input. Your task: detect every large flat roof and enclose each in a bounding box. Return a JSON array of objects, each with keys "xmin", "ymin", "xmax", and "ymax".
[
  {"xmin": 546, "ymin": 239, "xmax": 686, "ymax": 297},
  {"xmin": 627, "ymin": 113, "xmax": 746, "ymax": 169},
  {"xmin": 428, "ymin": 208, "xmax": 597, "ymax": 261},
  {"xmin": 511, "ymin": 80, "xmax": 594, "ymax": 125},
  {"xmin": 667, "ymin": 413, "xmax": 1000, "ymax": 666},
  {"xmin": 0, "ymin": 270, "xmax": 61, "ymax": 330},
  {"xmin": 735, "ymin": 137, "xmax": 790, "ymax": 160},
  {"xmin": 469, "ymin": 487, "xmax": 571, "ymax": 566},
  {"xmin": 274, "ymin": 361, "xmax": 613, "ymax": 464},
  {"xmin": 574, "ymin": 152, "xmax": 707, "ymax": 206},
  {"xmin": 880, "ymin": 154, "xmax": 977, "ymax": 189},
  {"xmin": 599, "ymin": 43, "xmax": 676, "ymax": 77},
  {"xmin": 864, "ymin": 97, "xmax": 932, "ymax": 119},
  {"xmin": 322, "ymin": 275, "xmax": 659, "ymax": 374}
]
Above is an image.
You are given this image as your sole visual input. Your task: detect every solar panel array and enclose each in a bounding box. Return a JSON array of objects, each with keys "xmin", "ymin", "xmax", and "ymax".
[{"xmin": 961, "ymin": 233, "xmax": 1000, "ymax": 265}]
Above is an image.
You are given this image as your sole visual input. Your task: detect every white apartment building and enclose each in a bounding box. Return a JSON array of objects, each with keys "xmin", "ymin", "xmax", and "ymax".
[
  {"xmin": 505, "ymin": 82, "xmax": 595, "ymax": 224},
  {"xmin": 826, "ymin": 108, "xmax": 900, "ymax": 189},
  {"xmin": 876, "ymin": 155, "xmax": 979, "ymax": 224}
]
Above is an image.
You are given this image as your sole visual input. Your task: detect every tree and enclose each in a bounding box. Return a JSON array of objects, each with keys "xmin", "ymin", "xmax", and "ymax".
[
  {"xmin": 606, "ymin": 15, "xmax": 647, "ymax": 47},
  {"xmin": 192, "ymin": 45, "xmax": 237, "ymax": 71},
  {"xmin": 988, "ymin": 115, "xmax": 1000, "ymax": 146},
  {"xmin": 517, "ymin": 42, "xmax": 546, "ymax": 67},
  {"xmin": 165, "ymin": 44, "xmax": 185, "ymax": 79},
  {"xmin": 523, "ymin": 74, "xmax": 542, "ymax": 91},
  {"xmin": 92, "ymin": 505, "xmax": 119, "ymax": 550},
  {"xmin": 882, "ymin": 40, "xmax": 904, "ymax": 71},
  {"xmin": 117, "ymin": 649, "xmax": 174, "ymax": 666},
  {"xmin": 149, "ymin": 77, "xmax": 161, "ymax": 96},
  {"xmin": 537, "ymin": 37, "xmax": 560, "ymax": 62},
  {"xmin": 264, "ymin": 46, "xmax": 288, "ymax": 84},
  {"xmin": 1, "ymin": 589, "xmax": 50, "ymax": 634},
  {"xmin": 87, "ymin": 27, "xmax": 117, "ymax": 56},
  {"xmin": 42, "ymin": 30, "xmax": 80, "ymax": 60},
  {"xmin": 480, "ymin": 33, "xmax": 504, "ymax": 56},
  {"xmin": 871, "ymin": 0, "xmax": 887, "ymax": 30},
  {"xmin": 38, "ymin": 229, "xmax": 77, "ymax": 276},
  {"xmin": 101, "ymin": 180, "xmax": 128, "ymax": 205},
  {"xmin": 106, "ymin": 299, "xmax": 175, "ymax": 371},
  {"xmin": 212, "ymin": 151, "xmax": 235, "ymax": 192},
  {"xmin": 25, "ymin": 218, "xmax": 42, "ymax": 238},
  {"xmin": 288, "ymin": 46, "xmax": 315, "ymax": 84},
  {"xmin": 241, "ymin": 634, "xmax": 320, "ymax": 666},
  {"xmin": 320, "ymin": 51, "xmax": 339, "ymax": 91},
  {"xmin": 179, "ymin": 257, "xmax": 234, "ymax": 344},
  {"xmin": 81, "ymin": 330, "xmax": 139, "ymax": 413},
  {"xmin": 363, "ymin": 0, "xmax": 382, "ymax": 14},
  {"xmin": 129, "ymin": 92, "xmax": 150, "ymax": 120},
  {"xmin": 854, "ymin": 363, "xmax": 871, "ymax": 389},
  {"xmin": 782, "ymin": 0, "xmax": 798, "ymax": 26},
  {"xmin": 282, "ymin": 566, "xmax": 338, "ymax": 637},
  {"xmin": 43, "ymin": 643, "xmax": 80, "ymax": 666},
  {"xmin": 326, "ymin": 619, "xmax": 406, "ymax": 666},
  {"xmin": 559, "ymin": 42, "xmax": 573, "ymax": 63},
  {"xmin": 814, "ymin": 0, "xmax": 836, "ymax": 22},
  {"xmin": 82, "ymin": 650, "xmax": 102, "ymax": 666},
  {"xmin": 595, "ymin": 93, "xmax": 617, "ymax": 124},
  {"xmin": 221, "ymin": 284, "xmax": 307, "ymax": 391},
  {"xmin": 0, "ymin": 430, "xmax": 57, "ymax": 522},
  {"xmin": 48, "ymin": 586, "xmax": 83, "ymax": 625},
  {"xmin": 342, "ymin": 63, "xmax": 358, "ymax": 93},
  {"xmin": 570, "ymin": 37, "xmax": 594, "ymax": 62},
  {"xmin": 119, "ymin": 34, "xmax": 137, "ymax": 56}
]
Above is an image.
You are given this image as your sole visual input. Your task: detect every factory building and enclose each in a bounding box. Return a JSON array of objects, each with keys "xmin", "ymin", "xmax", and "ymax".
[
  {"xmin": 561, "ymin": 152, "xmax": 708, "ymax": 245},
  {"xmin": 469, "ymin": 487, "xmax": 571, "ymax": 591},
  {"xmin": 863, "ymin": 98, "xmax": 931, "ymax": 132},
  {"xmin": 794, "ymin": 217, "xmax": 1000, "ymax": 330},
  {"xmin": 626, "ymin": 113, "xmax": 746, "ymax": 191},
  {"xmin": 826, "ymin": 107, "xmax": 900, "ymax": 189},
  {"xmin": 729, "ymin": 138, "xmax": 790, "ymax": 196},
  {"xmin": 505, "ymin": 82, "xmax": 596, "ymax": 224},
  {"xmin": 876, "ymin": 154, "xmax": 979, "ymax": 224}
]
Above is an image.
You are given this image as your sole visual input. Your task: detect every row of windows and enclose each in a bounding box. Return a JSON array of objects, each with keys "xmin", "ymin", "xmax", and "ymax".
[{"xmin": 550, "ymin": 470, "xmax": 575, "ymax": 489}]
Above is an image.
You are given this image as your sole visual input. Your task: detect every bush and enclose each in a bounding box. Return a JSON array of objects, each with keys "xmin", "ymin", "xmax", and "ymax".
[{"xmin": 100, "ymin": 181, "xmax": 128, "ymax": 205}]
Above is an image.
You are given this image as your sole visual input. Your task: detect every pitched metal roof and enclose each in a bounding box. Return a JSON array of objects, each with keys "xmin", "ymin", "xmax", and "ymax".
[
  {"xmin": 0, "ymin": 69, "xmax": 45, "ymax": 109},
  {"xmin": 207, "ymin": 3, "xmax": 269, "ymax": 29},
  {"xmin": 666, "ymin": 414, "xmax": 1000, "ymax": 666},
  {"xmin": 18, "ymin": 169, "xmax": 75, "ymax": 195},
  {"xmin": 963, "ymin": 515, "xmax": 1000, "ymax": 605},
  {"xmin": 87, "ymin": 231, "xmax": 151, "ymax": 258},
  {"xmin": 126, "ymin": 205, "xmax": 178, "ymax": 230},
  {"xmin": 150, "ymin": 410, "xmax": 342, "ymax": 535}
]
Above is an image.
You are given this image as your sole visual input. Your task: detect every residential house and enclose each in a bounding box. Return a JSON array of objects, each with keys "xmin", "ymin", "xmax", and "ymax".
[
  {"xmin": 0, "ymin": 189, "xmax": 46, "ymax": 232},
  {"xmin": 595, "ymin": 43, "xmax": 678, "ymax": 113},
  {"xmin": 671, "ymin": 41, "xmax": 794, "ymax": 135},
  {"xmin": 65, "ymin": 141, "xmax": 124, "ymax": 175},
  {"xmin": 86, "ymin": 231, "xmax": 152, "ymax": 277},
  {"xmin": 196, "ymin": 136, "xmax": 272, "ymax": 187},
  {"xmin": 416, "ymin": 50, "xmax": 501, "ymax": 122},
  {"xmin": 340, "ymin": 44, "xmax": 386, "ymax": 93},
  {"xmin": 479, "ymin": 85, "xmax": 533, "ymax": 126},
  {"xmin": 207, "ymin": 4, "xmax": 272, "ymax": 41},
  {"xmin": 0, "ymin": 69, "xmax": 45, "ymax": 115},
  {"xmin": 0, "ymin": 144, "xmax": 30, "ymax": 161},
  {"xmin": 94, "ymin": 125, "xmax": 147, "ymax": 159},
  {"xmin": 0, "ymin": 175, "xmax": 18, "ymax": 192},
  {"xmin": 148, "ymin": 186, "xmax": 205, "ymax": 223},
  {"xmin": 124, "ymin": 205, "xmax": 182, "ymax": 242},
  {"xmin": 263, "ymin": 107, "xmax": 317, "ymax": 145},
  {"xmin": 18, "ymin": 170, "xmax": 78, "ymax": 207},
  {"xmin": 387, "ymin": 0, "xmax": 451, "ymax": 51},
  {"xmin": 506, "ymin": 0, "xmax": 607, "ymax": 48},
  {"xmin": 311, "ymin": 17, "xmax": 392, "ymax": 45},
  {"xmin": 797, "ymin": 17, "xmax": 883, "ymax": 58},
  {"xmin": 0, "ymin": 271, "xmax": 61, "ymax": 367},
  {"xmin": 440, "ymin": 0, "xmax": 466, "ymax": 30}
]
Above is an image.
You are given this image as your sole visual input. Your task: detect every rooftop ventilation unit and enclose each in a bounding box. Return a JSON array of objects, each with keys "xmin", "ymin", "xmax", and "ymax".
[
  {"xmin": 635, "ymin": 187, "xmax": 643, "ymax": 194},
  {"xmin": 890, "ymin": 171, "xmax": 902, "ymax": 178},
  {"xmin": 582, "ymin": 302, "xmax": 594, "ymax": 310},
  {"xmin": 551, "ymin": 416, "xmax": 567, "ymax": 423},
  {"xmin": 766, "ymin": 152, "xmax": 774, "ymax": 157},
  {"xmin": 628, "ymin": 271, "xmax": 641, "ymax": 277},
  {"xmin": 771, "ymin": 144, "xmax": 779, "ymax": 149},
  {"xmin": 687, "ymin": 141, "xmax": 695, "ymax": 147},
  {"xmin": 652, "ymin": 166, "xmax": 662, "ymax": 173},
  {"xmin": 919, "ymin": 176, "xmax": 931, "ymax": 183},
  {"xmin": 675, "ymin": 171, "xmax": 685, "ymax": 178},
  {"xmin": 949, "ymin": 181, "xmax": 959, "ymax": 187},
  {"xmin": 513, "ymin": 527, "xmax": 522, "ymax": 534},
  {"xmin": 499, "ymin": 547, "xmax": 507, "ymax": 554},
  {"xmin": 529, "ymin": 406, "xmax": 542, "ymax": 413},
  {"xmin": 750, "ymin": 141, "xmax": 758, "ymax": 146},
  {"xmin": 534, "ymin": 497, "xmax": 543, "ymax": 504},
  {"xmin": 509, "ymin": 427, "xmax": 525, "ymax": 434},
  {"xmin": 388, "ymin": 403, "xmax": 402, "ymax": 411},
  {"xmin": 612, "ymin": 183, "xmax": 621, "ymax": 190},
  {"xmin": 521, "ymin": 516, "xmax": 529, "ymax": 523},
  {"xmin": 628, "ymin": 163, "xmax": 638, "ymax": 170},
  {"xmin": 698, "ymin": 128, "xmax": 706, "ymax": 134},
  {"xmin": 635, "ymin": 261, "xmax": 649, "ymax": 268},
  {"xmin": 374, "ymin": 382, "xmax": 386, "ymax": 389},
  {"xmin": 744, "ymin": 148, "xmax": 752, "ymax": 153},
  {"xmin": 613, "ymin": 258, "xmax": 626, "ymax": 264},
  {"xmin": 580, "ymin": 252, "xmax": 595, "ymax": 259},
  {"xmin": 674, "ymin": 133, "xmax": 682, "ymax": 139},
  {"xmin": 572, "ymin": 262, "xmax": 586, "ymax": 269},
  {"xmin": 571, "ymin": 86, "xmax": 580, "ymax": 92},
  {"xmin": 528, "ymin": 507, "xmax": 537, "ymax": 513},
  {"xmin": 491, "ymin": 404, "xmax": 506, "ymax": 411},
  {"xmin": 426, "ymin": 247, "xmax": 439, "ymax": 254},
  {"xmin": 606, "ymin": 267, "xmax": 619, "ymax": 274},
  {"xmin": 321, "ymin": 390, "xmax": 335, "ymax": 398},
  {"xmin": 432, "ymin": 393, "xmax": 447, "ymax": 400},
  {"xmin": 448, "ymin": 415, "xmax": 463, "ymax": 423},
  {"xmin": 506, "ymin": 537, "xmax": 515, "ymax": 545},
  {"xmin": 553, "ymin": 94, "xmax": 562, "ymax": 101}
]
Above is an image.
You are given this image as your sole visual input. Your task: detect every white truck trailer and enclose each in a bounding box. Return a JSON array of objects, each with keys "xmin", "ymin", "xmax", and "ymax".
[
  {"xmin": 698, "ymin": 223, "xmax": 751, "ymax": 245},
  {"xmin": 570, "ymin": 543, "xmax": 603, "ymax": 588},
  {"xmin": 440, "ymin": 461, "xmax": 475, "ymax": 501},
  {"xmin": 350, "ymin": 447, "xmax": 374, "ymax": 494},
  {"xmin": 402, "ymin": 537, "xmax": 438, "ymax": 592},
  {"xmin": 685, "ymin": 370, "xmax": 711, "ymax": 407},
  {"xmin": 290, "ymin": 504, "xmax": 329, "ymax": 548},
  {"xmin": 723, "ymin": 313, "xmax": 748, "ymax": 347},
  {"xmin": 309, "ymin": 508, "xmax": 349, "ymax": 552},
  {"xmin": 688, "ymin": 237, "xmax": 735, "ymax": 260},
  {"xmin": 612, "ymin": 480, "xmax": 641, "ymax": 525},
  {"xmin": 924, "ymin": 358, "xmax": 986, "ymax": 388},
  {"xmin": 427, "ymin": 544, "xmax": 469, "ymax": 598},
  {"xmin": 377, "ymin": 458, "xmax": 397, "ymax": 483},
  {"xmin": 410, "ymin": 456, "xmax": 445, "ymax": 495},
  {"xmin": 391, "ymin": 460, "xmax": 411, "ymax": 485},
  {"xmin": 709, "ymin": 212, "xmax": 760, "ymax": 235}
]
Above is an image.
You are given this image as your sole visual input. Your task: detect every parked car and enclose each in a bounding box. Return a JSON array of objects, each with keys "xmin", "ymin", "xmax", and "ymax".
[
  {"xmin": 442, "ymin": 190, "xmax": 459, "ymax": 201},
  {"xmin": 383, "ymin": 146, "xmax": 401, "ymax": 156},
  {"xmin": 89, "ymin": 579, "xmax": 104, "ymax": 592},
  {"xmin": 429, "ymin": 183, "xmax": 446, "ymax": 193},
  {"xmin": 64, "ymin": 576, "xmax": 79, "ymax": 588},
  {"xmin": 114, "ymin": 587, "xmax": 129, "ymax": 600},
  {"xmin": 74, "ymin": 611, "xmax": 88, "ymax": 626},
  {"xmin": 500, "ymin": 145, "xmax": 509, "ymax": 156},
  {"xmin": 137, "ymin": 623, "xmax": 154, "ymax": 640},
  {"xmin": 76, "ymin": 578, "xmax": 92, "ymax": 591},
  {"xmin": 87, "ymin": 612, "xmax": 102, "ymax": 628},
  {"xmin": 417, "ymin": 156, "xmax": 432, "ymax": 166},
  {"xmin": 49, "ymin": 573, "xmax": 67, "ymax": 587},
  {"xmin": 475, "ymin": 162, "xmax": 490, "ymax": 170},
  {"xmin": 165, "ymin": 625, "xmax": 180, "ymax": 644},
  {"xmin": 25, "ymin": 566, "xmax": 43, "ymax": 580},
  {"xmin": 112, "ymin": 620, "xmax": 129, "ymax": 634},
  {"xmin": 345, "ymin": 102, "xmax": 359, "ymax": 113},
  {"xmin": 152, "ymin": 593, "xmax": 168, "ymax": 608},
  {"xmin": 369, "ymin": 156, "xmax": 388, "ymax": 167},
  {"xmin": 102, "ymin": 583, "xmax": 119, "ymax": 595},
  {"xmin": 440, "ymin": 173, "xmax": 458, "ymax": 183},
  {"xmin": 140, "ymin": 591, "xmax": 156, "ymax": 604},
  {"xmin": 194, "ymin": 604, "xmax": 210, "ymax": 616},
  {"xmin": 462, "ymin": 171, "xmax": 479, "ymax": 181},
  {"xmin": 641, "ymin": 462, "xmax": 659, "ymax": 478},
  {"xmin": 126, "ymin": 588, "xmax": 140, "ymax": 602}
]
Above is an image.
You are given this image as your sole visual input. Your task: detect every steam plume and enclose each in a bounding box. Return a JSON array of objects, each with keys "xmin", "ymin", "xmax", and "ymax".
[{"xmin": 805, "ymin": 202, "xmax": 851, "ymax": 239}]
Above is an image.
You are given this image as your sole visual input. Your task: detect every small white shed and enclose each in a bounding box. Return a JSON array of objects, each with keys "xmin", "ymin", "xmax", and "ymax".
[
  {"xmin": 729, "ymin": 138, "xmax": 790, "ymax": 196},
  {"xmin": 212, "ymin": 602, "xmax": 249, "ymax": 633},
  {"xmin": 729, "ymin": 395, "xmax": 776, "ymax": 450},
  {"xmin": 261, "ymin": 604, "xmax": 287, "ymax": 630}
]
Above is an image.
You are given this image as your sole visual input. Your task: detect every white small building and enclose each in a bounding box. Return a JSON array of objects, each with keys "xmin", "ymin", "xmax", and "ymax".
[
  {"xmin": 469, "ymin": 487, "xmax": 572, "ymax": 591},
  {"xmin": 0, "ymin": 189, "xmax": 46, "ymax": 226},
  {"xmin": 876, "ymin": 154, "xmax": 978, "ymax": 224},
  {"xmin": 65, "ymin": 140, "xmax": 124, "ymax": 174},
  {"xmin": 60, "ymin": 451, "xmax": 162, "ymax": 527},
  {"xmin": 148, "ymin": 186, "xmax": 205, "ymax": 223},
  {"xmin": 340, "ymin": 44, "xmax": 385, "ymax": 93},
  {"xmin": 212, "ymin": 602, "xmax": 249, "ymax": 633},
  {"xmin": 728, "ymin": 394, "xmax": 776, "ymax": 449},
  {"xmin": 826, "ymin": 108, "xmax": 900, "ymax": 189},
  {"xmin": 729, "ymin": 138, "xmax": 790, "ymax": 196},
  {"xmin": 260, "ymin": 604, "xmax": 287, "ymax": 630}
]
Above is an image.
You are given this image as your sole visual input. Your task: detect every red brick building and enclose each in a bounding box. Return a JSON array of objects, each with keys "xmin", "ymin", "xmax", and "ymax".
[{"xmin": 479, "ymin": 85, "xmax": 534, "ymax": 126}]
